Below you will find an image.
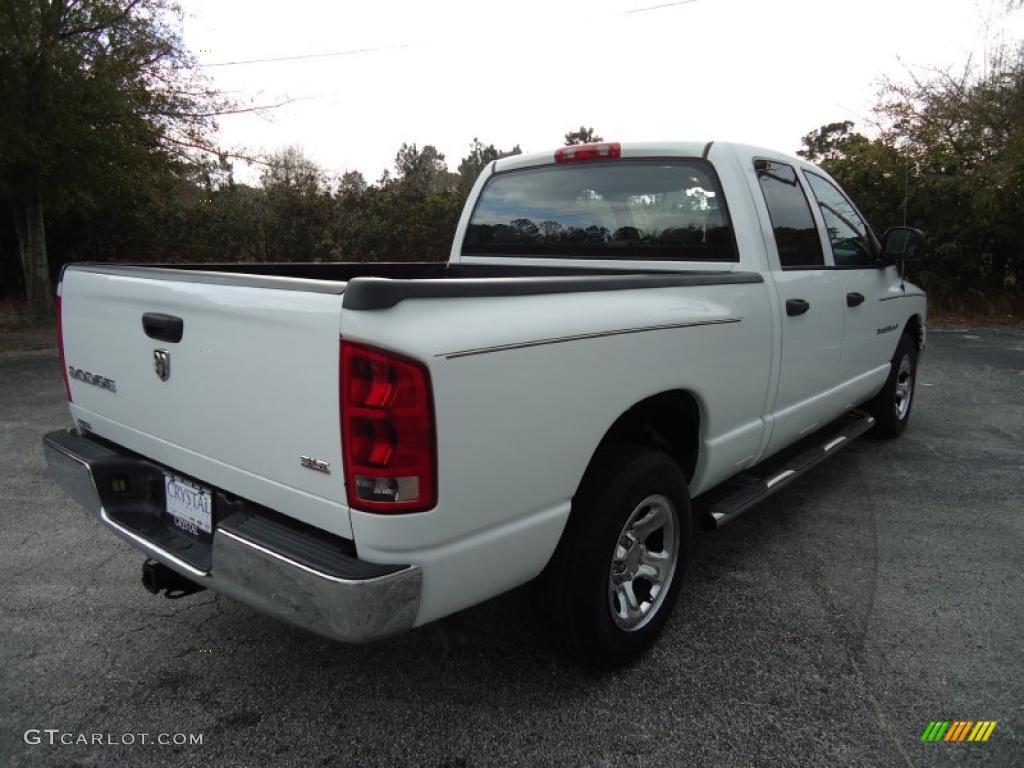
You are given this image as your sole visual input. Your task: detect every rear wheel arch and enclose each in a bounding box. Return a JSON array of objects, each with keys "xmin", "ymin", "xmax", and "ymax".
[{"xmin": 579, "ymin": 389, "xmax": 702, "ymax": 496}]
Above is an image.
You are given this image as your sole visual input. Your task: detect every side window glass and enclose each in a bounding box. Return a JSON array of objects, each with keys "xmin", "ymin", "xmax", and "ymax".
[
  {"xmin": 804, "ymin": 172, "xmax": 875, "ymax": 267},
  {"xmin": 754, "ymin": 160, "xmax": 824, "ymax": 268}
]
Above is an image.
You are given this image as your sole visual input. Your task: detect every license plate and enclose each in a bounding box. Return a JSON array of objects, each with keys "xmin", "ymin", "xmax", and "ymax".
[{"xmin": 164, "ymin": 474, "xmax": 212, "ymax": 536}]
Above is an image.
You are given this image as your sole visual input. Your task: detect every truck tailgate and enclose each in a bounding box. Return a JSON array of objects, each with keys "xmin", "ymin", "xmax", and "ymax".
[{"xmin": 60, "ymin": 266, "xmax": 353, "ymax": 538}]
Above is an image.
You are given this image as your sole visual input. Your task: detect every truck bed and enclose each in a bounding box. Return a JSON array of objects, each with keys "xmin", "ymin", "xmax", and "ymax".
[
  {"xmin": 58, "ymin": 259, "xmax": 763, "ymax": 544},
  {"xmin": 66, "ymin": 261, "xmax": 763, "ymax": 310}
]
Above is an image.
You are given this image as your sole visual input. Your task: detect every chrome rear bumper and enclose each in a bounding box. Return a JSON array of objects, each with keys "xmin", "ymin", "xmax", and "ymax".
[{"xmin": 43, "ymin": 429, "xmax": 421, "ymax": 642}]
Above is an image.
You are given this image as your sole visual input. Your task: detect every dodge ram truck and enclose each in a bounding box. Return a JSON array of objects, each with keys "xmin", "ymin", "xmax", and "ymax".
[{"xmin": 44, "ymin": 141, "xmax": 926, "ymax": 667}]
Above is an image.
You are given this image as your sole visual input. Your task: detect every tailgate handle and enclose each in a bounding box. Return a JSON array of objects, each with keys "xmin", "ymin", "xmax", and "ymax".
[{"xmin": 142, "ymin": 313, "xmax": 184, "ymax": 343}]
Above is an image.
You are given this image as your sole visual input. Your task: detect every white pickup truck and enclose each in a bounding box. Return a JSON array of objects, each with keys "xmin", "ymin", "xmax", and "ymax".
[{"xmin": 45, "ymin": 141, "xmax": 926, "ymax": 667}]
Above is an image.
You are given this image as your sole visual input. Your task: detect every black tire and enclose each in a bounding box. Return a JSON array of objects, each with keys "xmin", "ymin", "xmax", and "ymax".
[
  {"xmin": 866, "ymin": 331, "xmax": 918, "ymax": 438},
  {"xmin": 535, "ymin": 445, "xmax": 691, "ymax": 668}
]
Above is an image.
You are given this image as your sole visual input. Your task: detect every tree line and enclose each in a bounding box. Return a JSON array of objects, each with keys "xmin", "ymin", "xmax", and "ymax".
[
  {"xmin": 1, "ymin": 0, "xmax": 1021, "ymax": 321},
  {"xmin": 18, "ymin": 136, "xmax": 524, "ymax": 267},
  {"xmin": 798, "ymin": 46, "xmax": 1023, "ymax": 318}
]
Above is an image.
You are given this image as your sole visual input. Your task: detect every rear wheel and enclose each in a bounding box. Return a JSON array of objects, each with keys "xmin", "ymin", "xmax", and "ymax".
[
  {"xmin": 536, "ymin": 446, "xmax": 691, "ymax": 668},
  {"xmin": 866, "ymin": 331, "xmax": 918, "ymax": 438}
]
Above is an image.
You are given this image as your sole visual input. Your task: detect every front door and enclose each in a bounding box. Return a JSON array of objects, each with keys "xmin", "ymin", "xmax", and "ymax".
[{"xmin": 802, "ymin": 170, "xmax": 898, "ymax": 404}]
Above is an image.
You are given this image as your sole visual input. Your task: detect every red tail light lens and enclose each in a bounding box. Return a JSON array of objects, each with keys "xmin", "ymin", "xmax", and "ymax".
[
  {"xmin": 340, "ymin": 341, "xmax": 436, "ymax": 513},
  {"xmin": 55, "ymin": 291, "xmax": 72, "ymax": 402},
  {"xmin": 554, "ymin": 142, "xmax": 621, "ymax": 163}
]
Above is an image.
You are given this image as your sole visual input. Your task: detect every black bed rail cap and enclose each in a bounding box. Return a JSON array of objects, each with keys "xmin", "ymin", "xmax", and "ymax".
[{"xmin": 342, "ymin": 272, "xmax": 763, "ymax": 311}]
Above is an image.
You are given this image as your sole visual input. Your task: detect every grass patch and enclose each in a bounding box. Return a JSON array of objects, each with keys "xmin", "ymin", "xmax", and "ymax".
[
  {"xmin": 0, "ymin": 299, "xmax": 56, "ymax": 353},
  {"xmin": 927, "ymin": 292, "xmax": 1024, "ymax": 327}
]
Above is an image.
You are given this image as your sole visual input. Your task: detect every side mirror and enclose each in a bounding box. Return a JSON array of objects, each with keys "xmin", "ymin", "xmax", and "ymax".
[{"xmin": 880, "ymin": 226, "xmax": 925, "ymax": 264}]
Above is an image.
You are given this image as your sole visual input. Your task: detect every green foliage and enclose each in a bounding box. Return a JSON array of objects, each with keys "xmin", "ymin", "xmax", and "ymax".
[
  {"xmin": 392, "ymin": 143, "xmax": 459, "ymax": 194},
  {"xmin": 0, "ymin": 0, "xmax": 227, "ymax": 208},
  {"xmin": 0, "ymin": 0, "xmax": 230, "ymax": 315},
  {"xmin": 799, "ymin": 46, "xmax": 1024, "ymax": 311},
  {"xmin": 14, "ymin": 136, "xmax": 528, "ymax": 273},
  {"xmin": 457, "ymin": 137, "xmax": 521, "ymax": 197},
  {"xmin": 798, "ymin": 121, "xmax": 859, "ymax": 164},
  {"xmin": 564, "ymin": 126, "xmax": 602, "ymax": 146},
  {"xmin": 258, "ymin": 147, "xmax": 334, "ymax": 261},
  {"xmin": 798, "ymin": 121, "xmax": 910, "ymax": 234}
]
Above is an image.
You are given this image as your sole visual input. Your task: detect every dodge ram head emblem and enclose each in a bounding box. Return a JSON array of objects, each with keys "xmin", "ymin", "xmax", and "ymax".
[{"xmin": 153, "ymin": 349, "xmax": 171, "ymax": 382}]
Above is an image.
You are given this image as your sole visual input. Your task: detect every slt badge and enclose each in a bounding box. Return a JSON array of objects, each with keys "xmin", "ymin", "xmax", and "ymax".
[{"xmin": 154, "ymin": 349, "xmax": 171, "ymax": 382}]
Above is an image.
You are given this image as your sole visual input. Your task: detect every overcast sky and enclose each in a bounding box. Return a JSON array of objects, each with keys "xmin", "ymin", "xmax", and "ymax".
[{"xmin": 179, "ymin": 0, "xmax": 1023, "ymax": 183}]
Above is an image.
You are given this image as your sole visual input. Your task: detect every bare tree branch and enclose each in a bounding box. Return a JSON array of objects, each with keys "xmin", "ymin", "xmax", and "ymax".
[{"xmin": 59, "ymin": 0, "xmax": 143, "ymax": 39}]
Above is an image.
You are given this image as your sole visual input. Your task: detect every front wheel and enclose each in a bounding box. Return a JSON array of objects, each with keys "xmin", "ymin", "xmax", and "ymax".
[
  {"xmin": 866, "ymin": 331, "xmax": 918, "ymax": 438},
  {"xmin": 535, "ymin": 446, "xmax": 691, "ymax": 668}
]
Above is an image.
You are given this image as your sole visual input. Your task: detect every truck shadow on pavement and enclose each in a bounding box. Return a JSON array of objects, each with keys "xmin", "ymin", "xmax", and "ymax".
[{"xmin": 158, "ymin": 448, "xmax": 886, "ymax": 725}]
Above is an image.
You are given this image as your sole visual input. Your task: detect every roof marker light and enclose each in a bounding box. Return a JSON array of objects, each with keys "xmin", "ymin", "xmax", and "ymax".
[{"xmin": 554, "ymin": 142, "xmax": 622, "ymax": 163}]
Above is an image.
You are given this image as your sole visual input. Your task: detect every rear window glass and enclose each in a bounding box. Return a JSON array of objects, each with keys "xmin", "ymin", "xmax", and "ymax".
[{"xmin": 462, "ymin": 159, "xmax": 737, "ymax": 261}]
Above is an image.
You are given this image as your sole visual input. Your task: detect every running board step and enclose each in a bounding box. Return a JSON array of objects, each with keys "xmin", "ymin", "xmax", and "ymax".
[{"xmin": 697, "ymin": 411, "xmax": 875, "ymax": 530}]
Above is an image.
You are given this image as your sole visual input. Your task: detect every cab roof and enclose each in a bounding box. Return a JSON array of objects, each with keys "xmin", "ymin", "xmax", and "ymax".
[{"xmin": 493, "ymin": 140, "xmax": 810, "ymax": 173}]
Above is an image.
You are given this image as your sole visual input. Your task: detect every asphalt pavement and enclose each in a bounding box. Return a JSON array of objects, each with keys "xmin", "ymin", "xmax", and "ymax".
[{"xmin": 1, "ymin": 326, "xmax": 1021, "ymax": 767}]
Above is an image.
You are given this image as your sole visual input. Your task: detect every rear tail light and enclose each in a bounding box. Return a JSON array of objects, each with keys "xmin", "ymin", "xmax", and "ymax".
[
  {"xmin": 55, "ymin": 289, "xmax": 72, "ymax": 402},
  {"xmin": 554, "ymin": 142, "xmax": 621, "ymax": 163},
  {"xmin": 340, "ymin": 340, "xmax": 436, "ymax": 513}
]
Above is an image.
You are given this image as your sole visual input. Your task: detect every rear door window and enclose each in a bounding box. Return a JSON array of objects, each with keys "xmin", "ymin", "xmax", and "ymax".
[{"xmin": 754, "ymin": 160, "xmax": 824, "ymax": 269}]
